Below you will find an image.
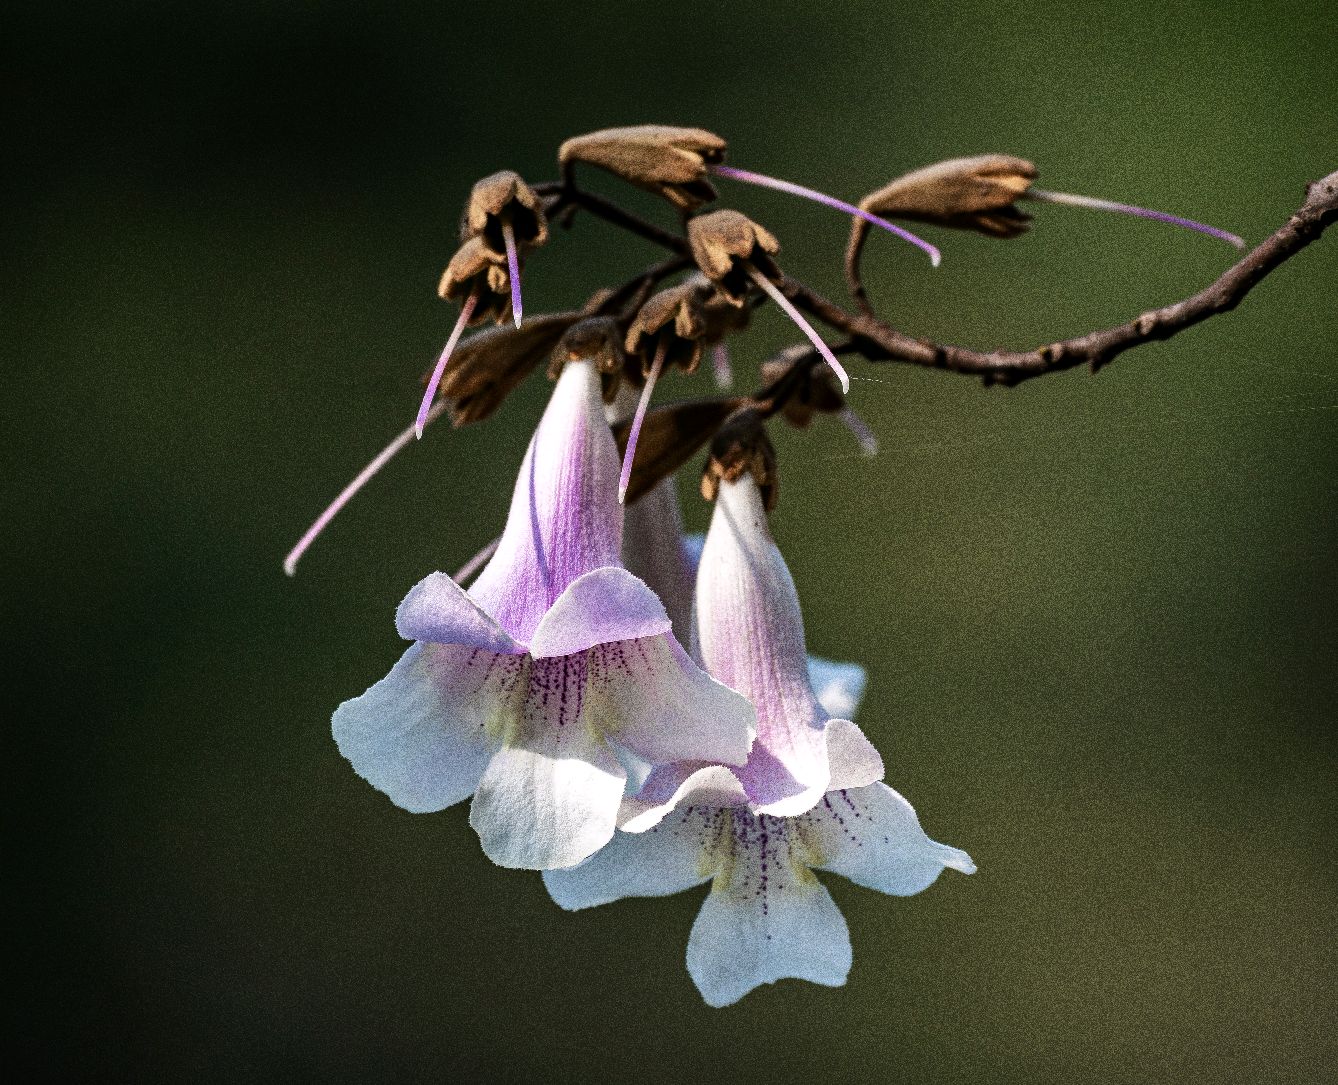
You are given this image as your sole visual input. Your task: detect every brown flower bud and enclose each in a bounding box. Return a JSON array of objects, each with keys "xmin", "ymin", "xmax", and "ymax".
[
  {"xmin": 860, "ymin": 154, "xmax": 1038, "ymax": 239},
  {"xmin": 549, "ymin": 316, "xmax": 625, "ymax": 382},
  {"xmin": 438, "ymin": 237, "xmax": 512, "ymax": 324},
  {"xmin": 612, "ymin": 395, "xmax": 747, "ymax": 506},
  {"xmin": 558, "ymin": 125, "xmax": 727, "ymax": 211},
  {"xmin": 624, "ymin": 280, "xmax": 713, "ymax": 376},
  {"xmin": 687, "ymin": 210, "xmax": 781, "ymax": 306},
  {"xmin": 460, "ymin": 169, "xmax": 548, "ymax": 253},
  {"xmin": 701, "ymin": 407, "xmax": 778, "ymax": 511},
  {"xmin": 759, "ymin": 352, "xmax": 845, "ymax": 429},
  {"xmin": 433, "ymin": 312, "xmax": 579, "ymax": 425}
]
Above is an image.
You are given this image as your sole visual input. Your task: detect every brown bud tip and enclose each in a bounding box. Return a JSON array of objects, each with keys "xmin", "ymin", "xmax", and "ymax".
[
  {"xmin": 433, "ymin": 312, "xmax": 580, "ymax": 426},
  {"xmin": 687, "ymin": 210, "xmax": 781, "ymax": 306},
  {"xmin": 461, "ymin": 170, "xmax": 549, "ymax": 251},
  {"xmin": 759, "ymin": 353, "xmax": 845, "ymax": 429},
  {"xmin": 559, "ymin": 125, "xmax": 727, "ymax": 211},
  {"xmin": 861, "ymin": 154, "xmax": 1039, "ymax": 239},
  {"xmin": 624, "ymin": 280, "xmax": 713, "ymax": 376},
  {"xmin": 438, "ymin": 237, "xmax": 512, "ymax": 324},
  {"xmin": 549, "ymin": 316, "xmax": 625, "ymax": 380},
  {"xmin": 701, "ymin": 408, "xmax": 778, "ymax": 511}
]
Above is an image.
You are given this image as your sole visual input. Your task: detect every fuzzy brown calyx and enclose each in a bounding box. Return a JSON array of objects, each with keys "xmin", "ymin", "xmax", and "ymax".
[
  {"xmin": 438, "ymin": 237, "xmax": 513, "ymax": 324},
  {"xmin": 611, "ymin": 395, "xmax": 747, "ymax": 506},
  {"xmin": 431, "ymin": 312, "xmax": 579, "ymax": 426},
  {"xmin": 624, "ymin": 280, "xmax": 714, "ymax": 377},
  {"xmin": 688, "ymin": 210, "xmax": 781, "ymax": 306},
  {"xmin": 701, "ymin": 407, "xmax": 778, "ymax": 511},
  {"xmin": 460, "ymin": 170, "xmax": 549, "ymax": 253},
  {"xmin": 549, "ymin": 316, "xmax": 626, "ymax": 387},
  {"xmin": 861, "ymin": 154, "xmax": 1038, "ymax": 239},
  {"xmin": 559, "ymin": 126, "xmax": 727, "ymax": 212}
]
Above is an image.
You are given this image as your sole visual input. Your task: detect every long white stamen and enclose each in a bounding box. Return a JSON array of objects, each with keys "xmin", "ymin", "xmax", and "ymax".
[
  {"xmin": 745, "ymin": 264, "xmax": 851, "ymax": 395},
  {"xmin": 1022, "ymin": 188, "xmax": 1245, "ymax": 249},
  {"xmin": 711, "ymin": 341, "xmax": 734, "ymax": 389},
  {"xmin": 416, "ymin": 292, "xmax": 477, "ymax": 440},
  {"xmin": 839, "ymin": 406, "xmax": 878, "ymax": 457},
  {"xmin": 711, "ymin": 163, "xmax": 942, "ymax": 267},
  {"xmin": 502, "ymin": 219, "xmax": 523, "ymax": 328},
  {"xmin": 284, "ymin": 402, "xmax": 447, "ymax": 577},
  {"xmin": 618, "ymin": 339, "xmax": 667, "ymax": 505},
  {"xmin": 453, "ymin": 535, "xmax": 501, "ymax": 586}
]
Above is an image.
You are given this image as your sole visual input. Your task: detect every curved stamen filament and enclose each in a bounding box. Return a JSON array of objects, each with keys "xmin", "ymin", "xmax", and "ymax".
[
  {"xmin": 711, "ymin": 341, "xmax": 733, "ymax": 390},
  {"xmin": 839, "ymin": 406, "xmax": 878, "ymax": 457},
  {"xmin": 1022, "ymin": 188, "xmax": 1245, "ymax": 249},
  {"xmin": 284, "ymin": 402, "xmax": 447, "ymax": 576},
  {"xmin": 415, "ymin": 291, "xmax": 478, "ymax": 440},
  {"xmin": 618, "ymin": 339, "xmax": 667, "ymax": 505},
  {"xmin": 711, "ymin": 163, "xmax": 942, "ymax": 267},
  {"xmin": 745, "ymin": 263, "xmax": 851, "ymax": 395},
  {"xmin": 453, "ymin": 534, "xmax": 501, "ymax": 586},
  {"xmin": 501, "ymin": 218, "xmax": 524, "ymax": 328}
]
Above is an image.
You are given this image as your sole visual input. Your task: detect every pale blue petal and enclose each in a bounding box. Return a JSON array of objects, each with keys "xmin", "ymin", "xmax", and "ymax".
[
  {"xmin": 806, "ymin": 655, "xmax": 867, "ymax": 719},
  {"xmin": 825, "ymin": 719, "xmax": 884, "ymax": 791}
]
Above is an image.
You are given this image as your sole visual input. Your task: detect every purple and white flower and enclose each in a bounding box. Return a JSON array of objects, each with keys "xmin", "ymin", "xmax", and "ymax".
[
  {"xmin": 332, "ymin": 358, "xmax": 755, "ymax": 870},
  {"xmin": 545, "ymin": 470, "xmax": 973, "ymax": 1006}
]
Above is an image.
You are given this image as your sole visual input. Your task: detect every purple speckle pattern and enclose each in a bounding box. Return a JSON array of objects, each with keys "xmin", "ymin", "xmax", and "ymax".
[{"xmin": 523, "ymin": 653, "xmax": 588, "ymax": 730}]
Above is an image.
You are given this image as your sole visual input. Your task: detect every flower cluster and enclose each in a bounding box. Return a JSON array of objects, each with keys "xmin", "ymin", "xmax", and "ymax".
[{"xmin": 294, "ymin": 125, "xmax": 1243, "ymax": 1004}]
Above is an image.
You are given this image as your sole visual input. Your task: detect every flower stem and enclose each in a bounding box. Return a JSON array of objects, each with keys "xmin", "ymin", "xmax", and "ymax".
[
  {"xmin": 618, "ymin": 339, "xmax": 667, "ymax": 505},
  {"xmin": 416, "ymin": 291, "xmax": 477, "ymax": 440},
  {"xmin": 1022, "ymin": 188, "xmax": 1245, "ymax": 249},
  {"xmin": 745, "ymin": 264, "xmax": 851, "ymax": 395},
  {"xmin": 711, "ymin": 163, "xmax": 941, "ymax": 267},
  {"xmin": 284, "ymin": 402, "xmax": 447, "ymax": 576},
  {"xmin": 502, "ymin": 218, "xmax": 524, "ymax": 328}
]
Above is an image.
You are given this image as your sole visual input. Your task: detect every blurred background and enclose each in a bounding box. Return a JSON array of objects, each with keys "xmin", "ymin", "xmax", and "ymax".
[{"xmin": 7, "ymin": 0, "xmax": 1336, "ymax": 1080}]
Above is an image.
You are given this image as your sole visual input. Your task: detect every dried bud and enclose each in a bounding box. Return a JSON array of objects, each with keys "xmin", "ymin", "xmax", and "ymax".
[
  {"xmin": 612, "ymin": 396, "xmax": 746, "ymax": 506},
  {"xmin": 438, "ymin": 237, "xmax": 513, "ymax": 324},
  {"xmin": 559, "ymin": 125, "xmax": 727, "ymax": 211},
  {"xmin": 624, "ymin": 280, "xmax": 713, "ymax": 376},
  {"xmin": 687, "ymin": 210, "xmax": 781, "ymax": 306},
  {"xmin": 549, "ymin": 316, "xmax": 625, "ymax": 382},
  {"xmin": 701, "ymin": 408, "xmax": 778, "ymax": 511},
  {"xmin": 460, "ymin": 169, "xmax": 549, "ymax": 252},
  {"xmin": 759, "ymin": 354, "xmax": 845, "ymax": 428},
  {"xmin": 434, "ymin": 312, "xmax": 579, "ymax": 425},
  {"xmin": 860, "ymin": 154, "xmax": 1038, "ymax": 239}
]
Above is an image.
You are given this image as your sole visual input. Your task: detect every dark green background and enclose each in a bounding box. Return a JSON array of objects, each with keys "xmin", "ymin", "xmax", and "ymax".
[{"xmin": 8, "ymin": 1, "xmax": 1336, "ymax": 1081}]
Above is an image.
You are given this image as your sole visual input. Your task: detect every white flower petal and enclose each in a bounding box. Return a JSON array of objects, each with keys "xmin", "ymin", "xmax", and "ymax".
[
  {"xmin": 589, "ymin": 634, "xmax": 756, "ymax": 768},
  {"xmin": 332, "ymin": 642, "xmax": 522, "ymax": 813},
  {"xmin": 543, "ymin": 809, "xmax": 717, "ymax": 910},
  {"xmin": 394, "ymin": 571, "xmax": 521, "ymax": 651},
  {"xmin": 825, "ymin": 718, "xmax": 885, "ymax": 791},
  {"xmin": 807, "ymin": 783, "xmax": 976, "ymax": 897},
  {"xmin": 806, "ymin": 655, "xmax": 867, "ymax": 719},
  {"xmin": 469, "ymin": 654, "xmax": 627, "ymax": 870},
  {"xmin": 527, "ymin": 566, "xmax": 671, "ymax": 659},
  {"xmin": 687, "ymin": 871, "xmax": 851, "ymax": 1008},
  {"xmin": 618, "ymin": 763, "xmax": 748, "ymax": 833},
  {"xmin": 621, "ymin": 477, "xmax": 698, "ymax": 643}
]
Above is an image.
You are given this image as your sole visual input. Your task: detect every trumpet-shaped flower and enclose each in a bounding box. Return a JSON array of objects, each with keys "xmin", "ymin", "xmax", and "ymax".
[
  {"xmin": 547, "ymin": 472, "xmax": 972, "ymax": 1005},
  {"xmin": 333, "ymin": 359, "xmax": 756, "ymax": 870}
]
